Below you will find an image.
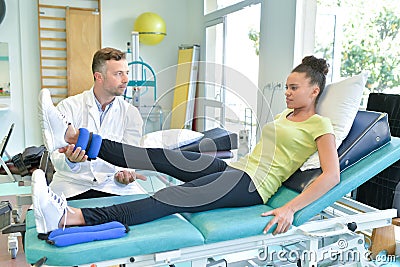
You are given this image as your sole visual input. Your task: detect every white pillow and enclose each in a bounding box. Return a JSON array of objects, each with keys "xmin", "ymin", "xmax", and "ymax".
[
  {"xmin": 140, "ymin": 129, "xmax": 204, "ymax": 149},
  {"xmin": 300, "ymin": 72, "xmax": 369, "ymax": 171}
]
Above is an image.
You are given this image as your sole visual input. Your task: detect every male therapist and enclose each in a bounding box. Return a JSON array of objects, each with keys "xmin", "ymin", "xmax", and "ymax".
[{"xmin": 49, "ymin": 47, "xmax": 147, "ymax": 200}]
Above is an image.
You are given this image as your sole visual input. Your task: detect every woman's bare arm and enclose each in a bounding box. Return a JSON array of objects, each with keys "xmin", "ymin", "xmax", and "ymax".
[{"xmin": 261, "ymin": 133, "xmax": 340, "ymax": 234}]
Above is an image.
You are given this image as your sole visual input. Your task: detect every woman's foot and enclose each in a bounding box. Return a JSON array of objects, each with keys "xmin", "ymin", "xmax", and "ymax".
[
  {"xmin": 31, "ymin": 169, "xmax": 71, "ymax": 233},
  {"xmin": 38, "ymin": 89, "xmax": 70, "ymax": 152}
]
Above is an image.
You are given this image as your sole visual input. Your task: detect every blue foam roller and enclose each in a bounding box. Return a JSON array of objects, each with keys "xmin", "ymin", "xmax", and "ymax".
[
  {"xmin": 87, "ymin": 133, "xmax": 102, "ymax": 159},
  {"xmin": 48, "ymin": 221, "xmax": 125, "ymax": 238},
  {"xmin": 75, "ymin": 128, "xmax": 90, "ymax": 151},
  {"xmin": 48, "ymin": 226, "xmax": 128, "ymax": 247}
]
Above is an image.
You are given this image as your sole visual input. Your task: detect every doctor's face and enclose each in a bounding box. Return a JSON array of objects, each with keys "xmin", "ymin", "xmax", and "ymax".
[{"xmin": 101, "ymin": 59, "xmax": 129, "ymax": 96}]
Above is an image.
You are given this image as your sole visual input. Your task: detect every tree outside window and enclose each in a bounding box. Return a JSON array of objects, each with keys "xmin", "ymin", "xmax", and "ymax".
[
  {"xmin": 248, "ymin": 0, "xmax": 400, "ymax": 97},
  {"xmin": 315, "ymin": 0, "xmax": 400, "ymax": 94}
]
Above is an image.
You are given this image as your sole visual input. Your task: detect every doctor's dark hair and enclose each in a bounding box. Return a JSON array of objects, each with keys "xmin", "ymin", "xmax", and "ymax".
[
  {"xmin": 92, "ymin": 47, "xmax": 126, "ymax": 80},
  {"xmin": 292, "ymin": 55, "xmax": 329, "ymax": 103}
]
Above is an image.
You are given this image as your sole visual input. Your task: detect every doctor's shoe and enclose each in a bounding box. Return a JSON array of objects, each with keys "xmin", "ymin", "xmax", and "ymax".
[
  {"xmin": 32, "ymin": 169, "xmax": 71, "ymax": 234},
  {"xmin": 38, "ymin": 89, "xmax": 69, "ymax": 152}
]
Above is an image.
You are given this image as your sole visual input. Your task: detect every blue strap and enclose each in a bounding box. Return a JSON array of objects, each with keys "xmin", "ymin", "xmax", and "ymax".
[
  {"xmin": 75, "ymin": 128, "xmax": 90, "ymax": 151},
  {"xmin": 74, "ymin": 128, "xmax": 102, "ymax": 159},
  {"xmin": 48, "ymin": 221, "xmax": 124, "ymax": 237},
  {"xmin": 46, "ymin": 221, "xmax": 129, "ymax": 247},
  {"xmin": 87, "ymin": 133, "xmax": 102, "ymax": 159}
]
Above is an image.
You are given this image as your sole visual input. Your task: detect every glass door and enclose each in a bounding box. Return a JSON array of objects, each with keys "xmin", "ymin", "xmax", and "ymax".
[
  {"xmin": 203, "ymin": 17, "xmax": 225, "ymax": 130},
  {"xmin": 204, "ymin": 3, "xmax": 261, "ymax": 149}
]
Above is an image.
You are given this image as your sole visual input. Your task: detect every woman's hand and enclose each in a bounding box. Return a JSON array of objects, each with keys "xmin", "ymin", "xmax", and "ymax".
[{"xmin": 261, "ymin": 205, "xmax": 295, "ymax": 235}]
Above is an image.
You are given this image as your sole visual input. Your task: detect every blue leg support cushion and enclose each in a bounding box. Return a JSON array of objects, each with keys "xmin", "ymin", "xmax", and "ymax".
[
  {"xmin": 87, "ymin": 133, "xmax": 102, "ymax": 160},
  {"xmin": 75, "ymin": 128, "xmax": 90, "ymax": 151},
  {"xmin": 46, "ymin": 221, "xmax": 129, "ymax": 247}
]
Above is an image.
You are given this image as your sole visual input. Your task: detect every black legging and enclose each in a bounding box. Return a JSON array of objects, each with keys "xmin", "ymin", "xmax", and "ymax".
[{"xmin": 81, "ymin": 139, "xmax": 263, "ymax": 226}]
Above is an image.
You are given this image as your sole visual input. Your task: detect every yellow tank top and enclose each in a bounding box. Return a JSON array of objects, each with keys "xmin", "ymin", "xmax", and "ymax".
[{"xmin": 228, "ymin": 109, "xmax": 333, "ymax": 203}]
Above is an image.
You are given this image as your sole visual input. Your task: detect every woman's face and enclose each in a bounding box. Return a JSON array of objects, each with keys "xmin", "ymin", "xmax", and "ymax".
[{"xmin": 285, "ymin": 72, "xmax": 319, "ymax": 110}]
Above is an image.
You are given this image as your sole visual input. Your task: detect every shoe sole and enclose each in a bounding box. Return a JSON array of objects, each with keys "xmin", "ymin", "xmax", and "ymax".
[
  {"xmin": 32, "ymin": 169, "xmax": 49, "ymax": 233},
  {"xmin": 39, "ymin": 90, "xmax": 55, "ymax": 152},
  {"xmin": 32, "ymin": 194, "xmax": 48, "ymax": 234}
]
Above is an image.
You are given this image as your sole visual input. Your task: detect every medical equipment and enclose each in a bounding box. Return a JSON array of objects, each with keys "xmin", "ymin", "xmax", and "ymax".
[
  {"xmin": 237, "ymin": 129, "xmax": 250, "ymax": 159},
  {"xmin": 0, "ymin": 201, "xmax": 17, "ymax": 258},
  {"xmin": 0, "ymin": 123, "xmax": 15, "ymax": 182},
  {"xmin": 125, "ymin": 32, "xmax": 163, "ymax": 133},
  {"xmin": 127, "ymin": 60, "xmax": 163, "ymax": 134},
  {"xmin": 24, "ymin": 110, "xmax": 400, "ymax": 266},
  {"xmin": 133, "ymin": 12, "xmax": 167, "ymax": 46},
  {"xmin": 0, "ymin": 123, "xmax": 32, "ymax": 259},
  {"xmin": 170, "ymin": 45, "xmax": 200, "ymax": 129}
]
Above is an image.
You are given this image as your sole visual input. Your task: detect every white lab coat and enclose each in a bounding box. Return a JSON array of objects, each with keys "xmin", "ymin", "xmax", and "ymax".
[{"xmin": 49, "ymin": 88, "xmax": 147, "ymax": 198}]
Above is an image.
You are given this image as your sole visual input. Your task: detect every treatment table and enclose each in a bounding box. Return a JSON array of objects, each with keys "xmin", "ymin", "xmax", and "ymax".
[{"xmin": 24, "ymin": 111, "xmax": 400, "ymax": 266}]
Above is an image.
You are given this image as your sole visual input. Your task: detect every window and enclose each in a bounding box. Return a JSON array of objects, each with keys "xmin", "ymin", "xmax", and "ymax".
[
  {"xmin": 203, "ymin": 0, "xmax": 261, "ymax": 149},
  {"xmin": 205, "ymin": 0, "xmax": 251, "ymax": 15},
  {"xmin": 315, "ymin": 0, "xmax": 400, "ymax": 106}
]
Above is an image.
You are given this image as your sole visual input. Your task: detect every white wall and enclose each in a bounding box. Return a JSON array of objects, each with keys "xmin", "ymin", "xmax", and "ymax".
[
  {"xmin": 257, "ymin": 0, "xmax": 315, "ymax": 133},
  {"xmin": 101, "ymin": 0, "xmax": 204, "ymax": 117},
  {"xmin": 0, "ymin": 0, "xmax": 41, "ymax": 155}
]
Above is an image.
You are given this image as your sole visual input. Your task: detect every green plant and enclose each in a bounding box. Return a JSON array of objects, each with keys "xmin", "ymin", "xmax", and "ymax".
[
  {"xmin": 248, "ymin": 28, "xmax": 259, "ymax": 56},
  {"xmin": 317, "ymin": 0, "xmax": 400, "ymax": 92}
]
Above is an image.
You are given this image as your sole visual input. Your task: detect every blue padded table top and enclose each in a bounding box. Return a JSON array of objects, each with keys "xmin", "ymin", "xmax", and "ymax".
[
  {"xmin": 293, "ymin": 136, "xmax": 400, "ymax": 225},
  {"xmin": 0, "ymin": 182, "xmax": 31, "ymax": 197},
  {"xmin": 182, "ymin": 186, "xmax": 297, "ymax": 243},
  {"xmin": 24, "ymin": 137, "xmax": 400, "ymax": 266}
]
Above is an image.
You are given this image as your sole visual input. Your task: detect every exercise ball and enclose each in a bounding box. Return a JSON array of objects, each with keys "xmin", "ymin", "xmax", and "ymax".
[{"xmin": 134, "ymin": 12, "xmax": 166, "ymax": 45}]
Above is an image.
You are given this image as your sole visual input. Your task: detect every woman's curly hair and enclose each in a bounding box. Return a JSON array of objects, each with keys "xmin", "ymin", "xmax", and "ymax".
[{"xmin": 292, "ymin": 55, "xmax": 330, "ymax": 103}]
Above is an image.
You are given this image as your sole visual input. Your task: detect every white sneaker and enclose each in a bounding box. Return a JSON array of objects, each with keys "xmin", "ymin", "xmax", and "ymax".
[
  {"xmin": 38, "ymin": 89, "xmax": 69, "ymax": 152},
  {"xmin": 32, "ymin": 169, "xmax": 70, "ymax": 233}
]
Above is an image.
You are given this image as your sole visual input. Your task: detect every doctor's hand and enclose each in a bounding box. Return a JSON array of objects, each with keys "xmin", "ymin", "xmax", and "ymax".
[
  {"xmin": 59, "ymin": 144, "xmax": 88, "ymax": 163},
  {"xmin": 115, "ymin": 170, "xmax": 147, "ymax": 185},
  {"xmin": 261, "ymin": 205, "xmax": 295, "ymax": 235}
]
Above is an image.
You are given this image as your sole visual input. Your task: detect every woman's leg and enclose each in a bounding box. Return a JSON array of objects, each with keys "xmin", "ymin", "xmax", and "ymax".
[
  {"xmin": 38, "ymin": 91, "xmax": 227, "ymax": 182},
  {"xmin": 98, "ymin": 139, "xmax": 228, "ymax": 182},
  {"xmin": 81, "ymin": 167, "xmax": 262, "ymax": 226},
  {"xmin": 32, "ymin": 167, "xmax": 262, "ymax": 232}
]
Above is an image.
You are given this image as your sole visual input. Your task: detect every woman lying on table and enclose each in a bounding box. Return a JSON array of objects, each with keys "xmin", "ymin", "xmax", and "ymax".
[{"xmin": 33, "ymin": 55, "xmax": 339, "ymax": 236}]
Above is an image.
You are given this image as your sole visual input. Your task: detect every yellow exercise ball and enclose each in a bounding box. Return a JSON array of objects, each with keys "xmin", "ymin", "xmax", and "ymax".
[{"xmin": 134, "ymin": 12, "xmax": 166, "ymax": 45}]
